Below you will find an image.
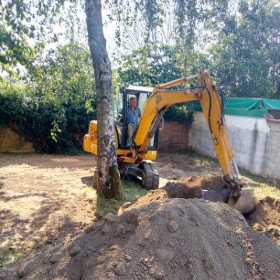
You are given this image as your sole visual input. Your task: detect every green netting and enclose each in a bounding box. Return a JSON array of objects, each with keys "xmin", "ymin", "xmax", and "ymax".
[
  {"xmin": 189, "ymin": 97, "xmax": 280, "ymax": 118},
  {"xmin": 263, "ymin": 98, "xmax": 280, "ymax": 109},
  {"xmin": 225, "ymin": 98, "xmax": 262, "ymax": 110}
]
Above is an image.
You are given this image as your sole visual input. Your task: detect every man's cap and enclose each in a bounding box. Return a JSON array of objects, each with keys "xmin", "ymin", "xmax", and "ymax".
[{"xmin": 129, "ymin": 95, "xmax": 137, "ymax": 100}]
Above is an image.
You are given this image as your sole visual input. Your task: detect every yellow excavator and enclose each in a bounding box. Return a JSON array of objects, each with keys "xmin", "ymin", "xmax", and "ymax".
[{"xmin": 84, "ymin": 71, "xmax": 244, "ymax": 206}]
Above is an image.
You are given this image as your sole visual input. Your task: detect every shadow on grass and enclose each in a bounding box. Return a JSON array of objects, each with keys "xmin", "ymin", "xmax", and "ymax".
[
  {"xmin": 81, "ymin": 176, "xmax": 94, "ymax": 188},
  {"xmin": 95, "ymin": 179, "xmax": 148, "ymax": 217}
]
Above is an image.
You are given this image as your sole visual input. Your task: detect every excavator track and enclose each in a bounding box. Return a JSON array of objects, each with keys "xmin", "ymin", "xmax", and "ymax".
[
  {"xmin": 140, "ymin": 160, "xmax": 159, "ymax": 190},
  {"xmin": 117, "ymin": 161, "xmax": 159, "ymax": 190}
]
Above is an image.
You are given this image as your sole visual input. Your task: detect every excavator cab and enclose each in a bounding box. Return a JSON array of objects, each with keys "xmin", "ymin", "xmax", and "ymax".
[{"xmin": 115, "ymin": 85, "xmax": 160, "ymax": 155}]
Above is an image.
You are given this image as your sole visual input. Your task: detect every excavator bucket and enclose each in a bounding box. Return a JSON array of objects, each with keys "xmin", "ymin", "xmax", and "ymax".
[
  {"xmin": 201, "ymin": 187, "xmax": 256, "ymax": 214},
  {"xmin": 233, "ymin": 188, "xmax": 256, "ymax": 214}
]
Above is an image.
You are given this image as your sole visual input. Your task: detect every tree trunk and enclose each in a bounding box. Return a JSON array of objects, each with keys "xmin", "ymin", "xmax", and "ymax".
[{"xmin": 85, "ymin": 0, "xmax": 122, "ymax": 200}]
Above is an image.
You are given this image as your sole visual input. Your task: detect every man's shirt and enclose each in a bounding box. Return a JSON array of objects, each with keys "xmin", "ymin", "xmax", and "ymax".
[{"xmin": 127, "ymin": 106, "xmax": 141, "ymax": 124}]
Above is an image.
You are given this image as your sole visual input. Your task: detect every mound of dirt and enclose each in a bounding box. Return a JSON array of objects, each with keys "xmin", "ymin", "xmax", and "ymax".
[
  {"xmin": 245, "ymin": 196, "xmax": 280, "ymax": 245},
  {"xmin": 5, "ymin": 199, "xmax": 278, "ymax": 280},
  {"xmin": 120, "ymin": 174, "xmax": 279, "ymax": 244},
  {"xmin": 2, "ymin": 175, "xmax": 280, "ymax": 280},
  {"xmin": 76, "ymin": 199, "xmax": 280, "ymax": 280}
]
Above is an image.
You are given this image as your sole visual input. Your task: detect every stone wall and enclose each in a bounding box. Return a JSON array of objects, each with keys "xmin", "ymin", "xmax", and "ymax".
[{"xmin": 0, "ymin": 128, "xmax": 34, "ymax": 153}]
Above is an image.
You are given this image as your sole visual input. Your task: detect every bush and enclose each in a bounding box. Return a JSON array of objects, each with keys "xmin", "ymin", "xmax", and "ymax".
[
  {"xmin": 0, "ymin": 90, "xmax": 96, "ymax": 154},
  {"xmin": 164, "ymin": 104, "xmax": 193, "ymax": 125}
]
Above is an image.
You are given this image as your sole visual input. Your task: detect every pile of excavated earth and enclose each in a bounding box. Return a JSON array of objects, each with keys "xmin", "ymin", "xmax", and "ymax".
[{"xmin": 2, "ymin": 175, "xmax": 280, "ymax": 280}]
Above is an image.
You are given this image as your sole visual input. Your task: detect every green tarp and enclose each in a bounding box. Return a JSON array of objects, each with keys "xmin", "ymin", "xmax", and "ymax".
[
  {"xmin": 190, "ymin": 97, "xmax": 280, "ymax": 118},
  {"xmin": 263, "ymin": 98, "xmax": 280, "ymax": 109},
  {"xmin": 223, "ymin": 98, "xmax": 265, "ymax": 117}
]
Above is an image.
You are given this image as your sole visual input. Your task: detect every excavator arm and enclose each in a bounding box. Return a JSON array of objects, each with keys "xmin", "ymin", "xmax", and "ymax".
[
  {"xmin": 197, "ymin": 72, "xmax": 242, "ymax": 205},
  {"xmin": 122, "ymin": 71, "xmax": 242, "ymax": 204}
]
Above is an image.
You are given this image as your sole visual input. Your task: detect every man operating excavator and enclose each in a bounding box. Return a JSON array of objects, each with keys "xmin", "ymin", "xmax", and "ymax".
[{"xmin": 126, "ymin": 95, "xmax": 141, "ymax": 145}]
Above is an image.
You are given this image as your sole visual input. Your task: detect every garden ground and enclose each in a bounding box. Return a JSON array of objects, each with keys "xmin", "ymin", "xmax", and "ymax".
[{"xmin": 0, "ymin": 152, "xmax": 279, "ymax": 279}]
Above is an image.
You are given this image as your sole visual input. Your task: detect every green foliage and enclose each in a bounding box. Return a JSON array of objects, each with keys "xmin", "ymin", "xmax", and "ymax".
[
  {"xmin": 209, "ymin": 0, "xmax": 279, "ymax": 98},
  {"xmin": 0, "ymin": 90, "xmax": 25, "ymax": 128},
  {"xmin": 164, "ymin": 104, "xmax": 194, "ymax": 125},
  {"xmin": 112, "ymin": 0, "xmax": 279, "ymax": 99},
  {"xmin": 0, "ymin": 88, "xmax": 96, "ymax": 153},
  {"xmin": 2, "ymin": 0, "xmax": 279, "ymax": 101},
  {"xmin": 117, "ymin": 43, "xmax": 209, "ymax": 86},
  {"xmin": 0, "ymin": 43, "xmax": 97, "ymax": 153},
  {"xmin": 118, "ymin": 44, "xmax": 182, "ymax": 86},
  {"xmin": 109, "ymin": 0, "xmax": 233, "ymax": 48},
  {"xmin": 1, "ymin": 0, "xmax": 64, "ymax": 71}
]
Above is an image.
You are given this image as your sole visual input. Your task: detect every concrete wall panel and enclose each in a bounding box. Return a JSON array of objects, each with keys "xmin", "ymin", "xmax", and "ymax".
[{"xmin": 188, "ymin": 112, "xmax": 279, "ymax": 180}]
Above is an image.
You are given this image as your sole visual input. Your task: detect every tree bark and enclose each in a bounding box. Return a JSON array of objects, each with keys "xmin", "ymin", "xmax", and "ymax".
[{"xmin": 85, "ymin": 0, "xmax": 122, "ymax": 199}]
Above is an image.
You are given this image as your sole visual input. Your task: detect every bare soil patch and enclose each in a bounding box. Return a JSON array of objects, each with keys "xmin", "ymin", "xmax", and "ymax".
[
  {"xmin": 0, "ymin": 154, "xmax": 96, "ymax": 272},
  {"xmin": 0, "ymin": 153, "xmax": 279, "ymax": 279}
]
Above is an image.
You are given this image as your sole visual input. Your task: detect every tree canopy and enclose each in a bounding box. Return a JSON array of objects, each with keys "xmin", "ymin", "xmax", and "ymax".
[
  {"xmin": 210, "ymin": 0, "xmax": 280, "ymax": 97},
  {"xmin": 111, "ymin": 0, "xmax": 279, "ymax": 97},
  {"xmin": 1, "ymin": 0, "xmax": 279, "ymax": 97}
]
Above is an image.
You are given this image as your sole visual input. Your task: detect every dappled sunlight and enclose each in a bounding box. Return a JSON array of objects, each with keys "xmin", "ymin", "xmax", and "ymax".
[{"xmin": 0, "ymin": 154, "xmax": 97, "ymax": 269}]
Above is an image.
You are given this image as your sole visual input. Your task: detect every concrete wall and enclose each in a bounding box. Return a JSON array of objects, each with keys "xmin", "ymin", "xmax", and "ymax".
[{"xmin": 188, "ymin": 112, "xmax": 280, "ymax": 180}]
